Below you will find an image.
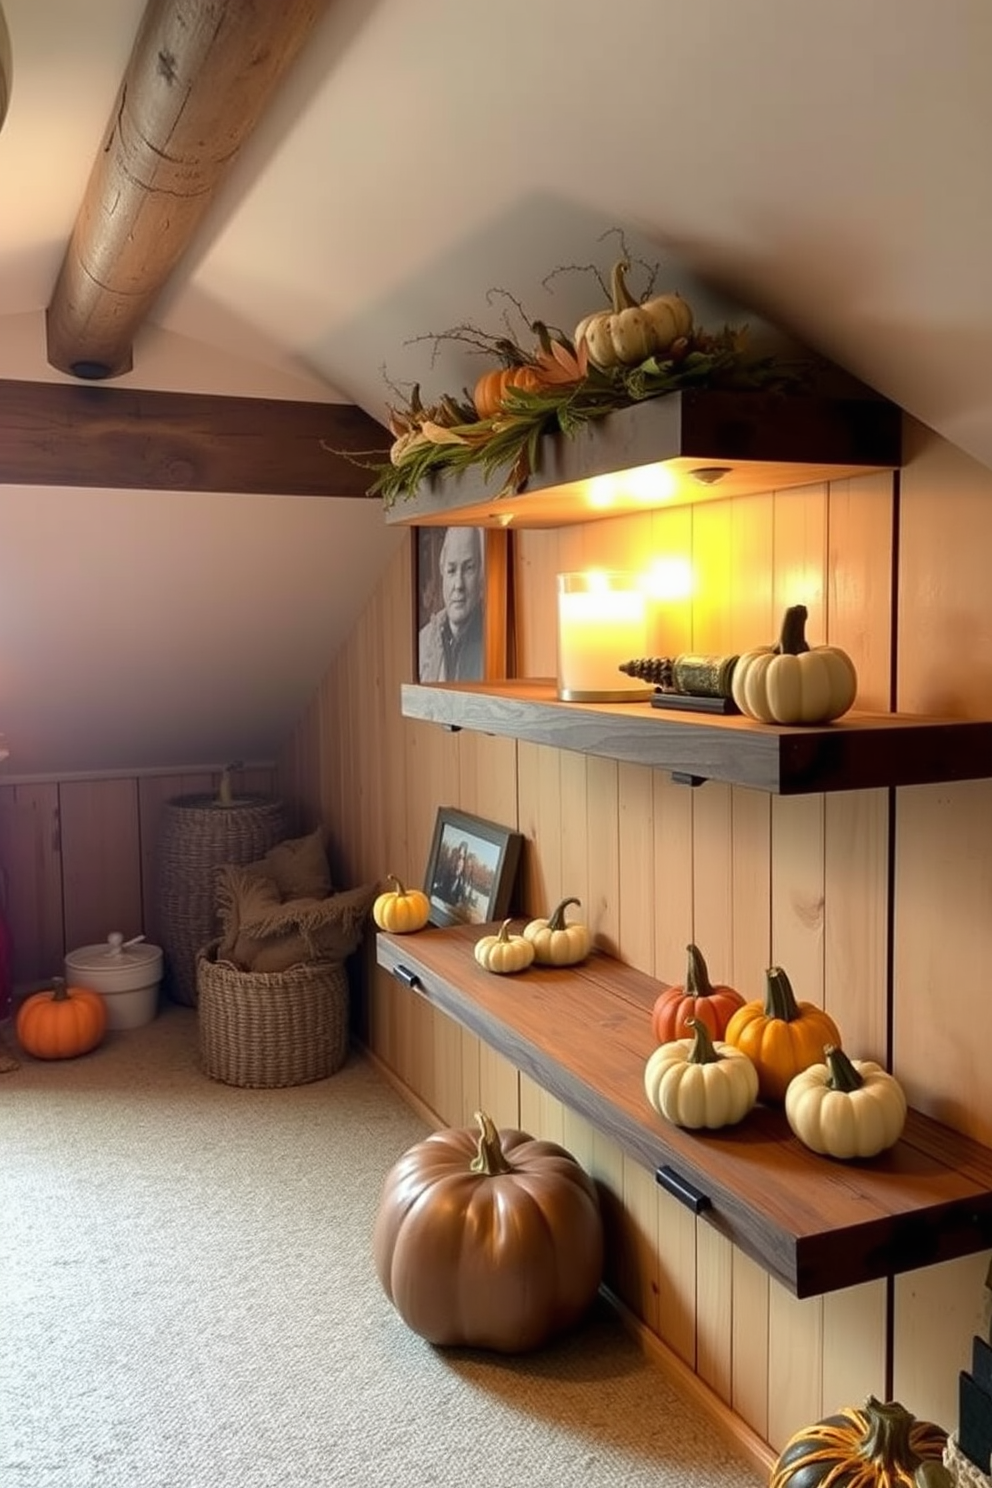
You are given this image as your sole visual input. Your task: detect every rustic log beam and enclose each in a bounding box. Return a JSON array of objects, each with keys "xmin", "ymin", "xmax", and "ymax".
[
  {"xmin": 0, "ymin": 6, "xmax": 10, "ymax": 135},
  {"xmin": 0, "ymin": 380, "xmax": 389, "ymax": 497},
  {"xmin": 46, "ymin": 0, "xmax": 333, "ymax": 381}
]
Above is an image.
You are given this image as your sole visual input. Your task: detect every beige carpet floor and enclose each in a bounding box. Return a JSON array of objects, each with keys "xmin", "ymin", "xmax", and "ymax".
[{"xmin": 0, "ymin": 1003, "xmax": 766, "ymax": 1488}]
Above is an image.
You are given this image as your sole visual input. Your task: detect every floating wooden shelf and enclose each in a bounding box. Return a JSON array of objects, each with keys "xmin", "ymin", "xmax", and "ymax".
[
  {"xmin": 384, "ymin": 388, "xmax": 903, "ymax": 529},
  {"xmin": 377, "ymin": 924, "xmax": 992, "ymax": 1299},
  {"xmin": 401, "ymin": 679, "xmax": 992, "ymax": 795}
]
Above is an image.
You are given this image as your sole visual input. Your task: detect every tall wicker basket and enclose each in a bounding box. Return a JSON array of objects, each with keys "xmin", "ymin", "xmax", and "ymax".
[
  {"xmin": 196, "ymin": 941, "xmax": 350, "ymax": 1088},
  {"xmin": 157, "ymin": 792, "xmax": 287, "ymax": 1007}
]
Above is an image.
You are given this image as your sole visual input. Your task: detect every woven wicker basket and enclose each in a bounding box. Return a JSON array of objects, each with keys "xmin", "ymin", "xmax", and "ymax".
[
  {"xmin": 196, "ymin": 940, "xmax": 349, "ymax": 1088},
  {"xmin": 157, "ymin": 793, "xmax": 287, "ymax": 1008}
]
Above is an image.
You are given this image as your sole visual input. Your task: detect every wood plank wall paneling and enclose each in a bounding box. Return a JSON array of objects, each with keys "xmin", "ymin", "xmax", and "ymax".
[
  {"xmin": 287, "ymin": 466, "xmax": 926, "ymax": 1455},
  {"xmin": 0, "ymin": 766, "xmax": 277, "ymax": 985}
]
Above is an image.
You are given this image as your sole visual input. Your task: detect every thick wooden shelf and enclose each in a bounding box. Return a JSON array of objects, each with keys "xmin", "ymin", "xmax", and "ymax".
[
  {"xmin": 401, "ymin": 679, "xmax": 992, "ymax": 795},
  {"xmin": 384, "ymin": 389, "xmax": 903, "ymax": 528},
  {"xmin": 377, "ymin": 924, "xmax": 992, "ymax": 1299}
]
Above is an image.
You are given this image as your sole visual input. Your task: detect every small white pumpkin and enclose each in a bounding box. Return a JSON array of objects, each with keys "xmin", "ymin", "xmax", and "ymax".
[
  {"xmin": 574, "ymin": 259, "xmax": 694, "ymax": 370},
  {"xmin": 731, "ymin": 604, "xmax": 858, "ymax": 725},
  {"xmin": 644, "ymin": 1018, "xmax": 759, "ymax": 1130},
  {"xmin": 473, "ymin": 919, "xmax": 535, "ymax": 976},
  {"xmin": 522, "ymin": 897, "xmax": 591, "ymax": 966},
  {"xmin": 785, "ymin": 1045, "xmax": 907, "ymax": 1159}
]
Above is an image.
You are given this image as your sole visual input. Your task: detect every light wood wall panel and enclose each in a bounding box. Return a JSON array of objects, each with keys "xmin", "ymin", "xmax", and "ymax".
[
  {"xmin": 0, "ymin": 783, "xmax": 63, "ymax": 984},
  {"xmin": 281, "ymin": 432, "xmax": 992, "ymax": 1457}
]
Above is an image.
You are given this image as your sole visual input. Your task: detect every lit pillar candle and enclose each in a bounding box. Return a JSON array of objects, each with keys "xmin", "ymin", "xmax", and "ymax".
[{"xmin": 556, "ymin": 571, "xmax": 653, "ymax": 702}]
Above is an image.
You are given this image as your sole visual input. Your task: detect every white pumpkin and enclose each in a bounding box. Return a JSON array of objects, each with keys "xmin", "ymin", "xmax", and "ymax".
[
  {"xmin": 574, "ymin": 259, "xmax": 694, "ymax": 370},
  {"xmin": 522, "ymin": 897, "xmax": 591, "ymax": 966},
  {"xmin": 731, "ymin": 604, "xmax": 857, "ymax": 725},
  {"xmin": 785, "ymin": 1045, "xmax": 907, "ymax": 1159},
  {"xmin": 644, "ymin": 1018, "xmax": 759, "ymax": 1130}
]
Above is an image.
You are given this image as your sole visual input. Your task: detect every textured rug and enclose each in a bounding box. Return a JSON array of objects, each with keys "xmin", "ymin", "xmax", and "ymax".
[{"xmin": 0, "ymin": 1005, "xmax": 765, "ymax": 1488}]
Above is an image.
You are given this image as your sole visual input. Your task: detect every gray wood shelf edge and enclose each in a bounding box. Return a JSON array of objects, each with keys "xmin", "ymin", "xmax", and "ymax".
[
  {"xmin": 377, "ymin": 924, "xmax": 992, "ymax": 1299},
  {"xmin": 401, "ymin": 680, "xmax": 992, "ymax": 795}
]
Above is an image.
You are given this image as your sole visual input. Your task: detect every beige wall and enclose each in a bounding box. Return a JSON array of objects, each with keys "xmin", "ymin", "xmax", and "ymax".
[{"xmin": 278, "ymin": 420, "xmax": 992, "ymax": 1453}]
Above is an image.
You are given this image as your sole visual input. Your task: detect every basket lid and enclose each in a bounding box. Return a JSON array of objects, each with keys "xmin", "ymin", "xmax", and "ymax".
[{"xmin": 65, "ymin": 932, "xmax": 162, "ymax": 973}]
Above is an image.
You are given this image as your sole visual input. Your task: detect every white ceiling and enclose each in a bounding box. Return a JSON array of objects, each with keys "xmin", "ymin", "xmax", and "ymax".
[{"xmin": 0, "ymin": 0, "xmax": 989, "ymax": 776}]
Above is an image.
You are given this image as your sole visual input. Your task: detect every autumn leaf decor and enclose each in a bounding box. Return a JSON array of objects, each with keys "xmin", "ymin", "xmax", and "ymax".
[{"xmin": 333, "ymin": 242, "xmax": 805, "ymax": 509}]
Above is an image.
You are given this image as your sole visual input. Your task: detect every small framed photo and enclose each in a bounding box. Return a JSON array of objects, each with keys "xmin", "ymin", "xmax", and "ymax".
[
  {"xmin": 424, "ymin": 807, "xmax": 523, "ymax": 927},
  {"xmin": 414, "ymin": 526, "xmax": 512, "ymax": 683}
]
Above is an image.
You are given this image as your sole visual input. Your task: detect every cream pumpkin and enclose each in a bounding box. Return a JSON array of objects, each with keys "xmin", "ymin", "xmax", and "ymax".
[
  {"xmin": 785, "ymin": 1045, "xmax": 907, "ymax": 1159},
  {"xmin": 574, "ymin": 259, "xmax": 693, "ymax": 370},
  {"xmin": 644, "ymin": 1018, "xmax": 759, "ymax": 1130},
  {"xmin": 731, "ymin": 604, "xmax": 857, "ymax": 725}
]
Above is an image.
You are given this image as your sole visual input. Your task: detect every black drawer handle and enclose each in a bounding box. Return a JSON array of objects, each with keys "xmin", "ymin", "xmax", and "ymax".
[
  {"xmin": 392, "ymin": 963, "xmax": 422, "ymax": 991},
  {"xmin": 655, "ymin": 1164, "xmax": 711, "ymax": 1214}
]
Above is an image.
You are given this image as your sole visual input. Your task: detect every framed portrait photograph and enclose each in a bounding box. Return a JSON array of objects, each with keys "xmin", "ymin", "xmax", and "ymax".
[
  {"xmin": 424, "ymin": 807, "xmax": 523, "ymax": 928},
  {"xmin": 415, "ymin": 526, "xmax": 512, "ymax": 684}
]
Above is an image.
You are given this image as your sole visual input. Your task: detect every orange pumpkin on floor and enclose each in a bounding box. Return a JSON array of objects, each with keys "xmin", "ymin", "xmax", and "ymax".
[{"xmin": 16, "ymin": 977, "xmax": 107, "ymax": 1059}]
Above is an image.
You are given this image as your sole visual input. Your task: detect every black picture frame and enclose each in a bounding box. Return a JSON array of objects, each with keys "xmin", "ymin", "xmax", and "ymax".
[
  {"xmin": 424, "ymin": 807, "xmax": 523, "ymax": 928},
  {"xmin": 414, "ymin": 526, "xmax": 512, "ymax": 683}
]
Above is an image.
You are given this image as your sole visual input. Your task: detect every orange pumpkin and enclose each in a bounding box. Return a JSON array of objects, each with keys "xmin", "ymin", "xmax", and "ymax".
[
  {"xmin": 651, "ymin": 943, "xmax": 746, "ymax": 1044},
  {"xmin": 472, "ymin": 364, "xmax": 546, "ymax": 419},
  {"xmin": 16, "ymin": 976, "xmax": 107, "ymax": 1060},
  {"xmin": 724, "ymin": 965, "xmax": 841, "ymax": 1103}
]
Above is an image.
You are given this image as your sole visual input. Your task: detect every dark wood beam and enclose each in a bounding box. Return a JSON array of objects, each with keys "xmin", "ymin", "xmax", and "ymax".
[
  {"xmin": 0, "ymin": 379, "xmax": 389, "ymax": 497},
  {"xmin": 46, "ymin": 0, "xmax": 334, "ymax": 380}
]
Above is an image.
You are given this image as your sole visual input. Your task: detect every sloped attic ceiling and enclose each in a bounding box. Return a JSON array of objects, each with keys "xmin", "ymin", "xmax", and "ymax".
[{"xmin": 0, "ymin": 0, "xmax": 990, "ymax": 778}]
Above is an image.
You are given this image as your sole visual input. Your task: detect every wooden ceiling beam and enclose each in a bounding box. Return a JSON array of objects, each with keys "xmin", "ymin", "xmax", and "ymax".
[
  {"xmin": 46, "ymin": 0, "xmax": 333, "ymax": 381},
  {"xmin": 0, "ymin": 380, "xmax": 389, "ymax": 497}
]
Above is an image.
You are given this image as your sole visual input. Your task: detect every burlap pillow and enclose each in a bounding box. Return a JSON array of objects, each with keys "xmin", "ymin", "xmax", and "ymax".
[
  {"xmin": 237, "ymin": 882, "xmax": 378, "ymax": 970},
  {"xmin": 251, "ymin": 828, "xmax": 333, "ymax": 901},
  {"xmin": 215, "ymin": 864, "xmax": 282, "ymax": 961}
]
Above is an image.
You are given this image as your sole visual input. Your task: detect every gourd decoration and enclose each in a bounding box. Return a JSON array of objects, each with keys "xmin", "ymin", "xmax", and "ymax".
[
  {"xmin": 472, "ymin": 339, "xmax": 548, "ymax": 419},
  {"xmin": 644, "ymin": 1018, "xmax": 759, "ymax": 1131},
  {"xmin": 770, "ymin": 1395, "xmax": 950, "ymax": 1488},
  {"xmin": 473, "ymin": 919, "xmax": 535, "ymax": 975},
  {"xmin": 574, "ymin": 259, "xmax": 694, "ymax": 370},
  {"xmin": 723, "ymin": 966, "xmax": 842, "ymax": 1103},
  {"xmin": 15, "ymin": 977, "xmax": 107, "ymax": 1060},
  {"xmin": 785, "ymin": 1045, "xmax": 908, "ymax": 1159},
  {"xmin": 651, "ymin": 942, "xmax": 746, "ymax": 1043},
  {"xmin": 731, "ymin": 604, "xmax": 858, "ymax": 725},
  {"xmin": 372, "ymin": 874, "xmax": 431, "ymax": 934},
  {"xmin": 522, "ymin": 897, "xmax": 591, "ymax": 966},
  {"xmin": 372, "ymin": 1110, "xmax": 605, "ymax": 1352}
]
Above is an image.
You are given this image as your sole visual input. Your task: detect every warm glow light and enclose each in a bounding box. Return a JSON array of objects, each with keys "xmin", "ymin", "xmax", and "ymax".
[
  {"xmin": 556, "ymin": 571, "xmax": 653, "ymax": 702},
  {"xmin": 644, "ymin": 556, "xmax": 694, "ymax": 603},
  {"xmin": 584, "ymin": 464, "xmax": 678, "ymax": 510}
]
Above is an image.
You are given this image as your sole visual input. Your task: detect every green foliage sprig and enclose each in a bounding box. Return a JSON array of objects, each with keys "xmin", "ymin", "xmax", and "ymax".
[{"xmin": 332, "ymin": 256, "xmax": 808, "ymax": 508}]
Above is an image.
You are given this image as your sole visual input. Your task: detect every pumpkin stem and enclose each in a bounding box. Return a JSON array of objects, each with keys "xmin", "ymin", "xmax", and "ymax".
[
  {"xmin": 684, "ymin": 943, "xmax": 715, "ymax": 998},
  {"xmin": 825, "ymin": 1045, "xmax": 864, "ymax": 1092},
  {"xmin": 774, "ymin": 604, "xmax": 811, "ymax": 656},
  {"xmin": 387, "ymin": 873, "xmax": 408, "ymax": 897},
  {"xmin": 859, "ymin": 1397, "xmax": 929, "ymax": 1476},
  {"xmin": 470, "ymin": 1111, "xmax": 514, "ymax": 1175},
  {"xmin": 495, "ymin": 919, "xmax": 513, "ymax": 942},
  {"xmin": 548, "ymin": 897, "xmax": 581, "ymax": 932},
  {"xmin": 685, "ymin": 1017, "xmax": 724, "ymax": 1066},
  {"xmin": 50, "ymin": 976, "xmax": 69, "ymax": 1003},
  {"xmin": 764, "ymin": 967, "xmax": 803, "ymax": 1022},
  {"xmin": 610, "ymin": 259, "xmax": 640, "ymax": 313}
]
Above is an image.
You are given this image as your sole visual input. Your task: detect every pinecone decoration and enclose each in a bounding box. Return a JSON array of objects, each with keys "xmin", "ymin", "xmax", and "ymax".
[{"xmin": 619, "ymin": 657, "xmax": 675, "ymax": 690}]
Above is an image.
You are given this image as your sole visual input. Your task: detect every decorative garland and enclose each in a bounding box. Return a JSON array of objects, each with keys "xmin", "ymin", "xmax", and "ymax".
[{"xmin": 335, "ymin": 251, "xmax": 807, "ymax": 509}]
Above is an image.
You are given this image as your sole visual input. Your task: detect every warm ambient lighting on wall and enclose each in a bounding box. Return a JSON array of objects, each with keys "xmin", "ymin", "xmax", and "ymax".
[{"xmin": 556, "ymin": 571, "xmax": 654, "ymax": 703}]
